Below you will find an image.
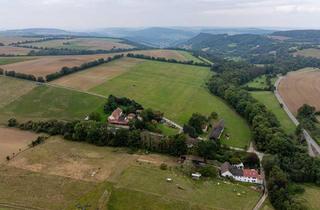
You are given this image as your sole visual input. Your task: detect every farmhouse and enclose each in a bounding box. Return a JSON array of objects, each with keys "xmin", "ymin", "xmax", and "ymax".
[
  {"xmin": 108, "ymin": 108, "xmax": 129, "ymax": 125},
  {"xmin": 220, "ymin": 162, "xmax": 263, "ymax": 184},
  {"xmin": 209, "ymin": 120, "xmax": 225, "ymax": 140}
]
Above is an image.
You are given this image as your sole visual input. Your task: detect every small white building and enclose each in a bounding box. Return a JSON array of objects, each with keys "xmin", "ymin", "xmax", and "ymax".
[
  {"xmin": 192, "ymin": 172, "xmax": 202, "ymax": 180},
  {"xmin": 220, "ymin": 162, "xmax": 263, "ymax": 184}
]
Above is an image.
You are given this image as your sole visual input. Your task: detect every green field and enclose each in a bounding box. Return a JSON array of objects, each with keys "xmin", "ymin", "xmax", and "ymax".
[
  {"xmin": 295, "ymin": 48, "xmax": 320, "ymax": 59},
  {"xmin": 91, "ymin": 60, "xmax": 251, "ymax": 148},
  {"xmin": 0, "ymin": 85, "xmax": 105, "ymax": 123},
  {"xmin": 245, "ymin": 75, "xmax": 277, "ymax": 89},
  {"xmin": 0, "ymin": 57, "xmax": 35, "ymax": 65},
  {"xmin": 297, "ymin": 184, "xmax": 320, "ymax": 210},
  {"xmin": 251, "ymin": 91, "xmax": 296, "ymax": 134},
  {"xmin": 178, "ymin": 51, "xmax": 204, "ymax": 63}
]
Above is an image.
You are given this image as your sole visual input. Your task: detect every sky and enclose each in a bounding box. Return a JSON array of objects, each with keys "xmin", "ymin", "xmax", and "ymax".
[{"xmin": 1, "ymin": 0, "xmax": 320, "ymax": 30}]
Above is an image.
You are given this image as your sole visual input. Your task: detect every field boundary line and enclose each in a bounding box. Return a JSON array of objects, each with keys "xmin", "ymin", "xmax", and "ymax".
[{"xmin": 274, "ymin": 76, "xmax": 320, "ymax": 157}]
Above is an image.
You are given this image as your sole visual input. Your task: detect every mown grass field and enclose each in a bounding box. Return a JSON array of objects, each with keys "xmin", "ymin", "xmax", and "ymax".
[
  {"xmin": 245, "ymin": 75, "xmax": 277, "ymax": 89},
  {"xmin": 251, "ymin": 91, "xmax": 296, "ymax": 134},
  {"xmin": 0, "ymin": 57, "xmax": 35, "ymax": 65},
  {"xmin": 0, "ymin": 76, "xmax": 36, "ymax": 109},
  {"xmin": 297, "ymin": 184, "xmax": 320, "ymax": 210},
  {"xmin": 91, "ymin": 60, "xmax": 251, "ymax": 148},
  {"xmin": 0, "ymin": 84, "xmax": 105, "ymax": 123}
]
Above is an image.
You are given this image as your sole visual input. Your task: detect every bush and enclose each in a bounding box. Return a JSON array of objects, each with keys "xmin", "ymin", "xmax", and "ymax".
[
  {"xmin": 8, "ymin": 118, "xmax": 18, "ymax": 127},
  {"xmin": 198, "ymin": 165, "xmax": 217, "ymax": 178},
  {"xmin": 160, "ymin": 163, "xmax": 168, "ymax": 170}
]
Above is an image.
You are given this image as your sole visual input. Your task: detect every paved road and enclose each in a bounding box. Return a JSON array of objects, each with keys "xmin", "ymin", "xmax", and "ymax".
[{"xmin": 275, "ymin": 77, "xmax": 320, "ymax": 157}]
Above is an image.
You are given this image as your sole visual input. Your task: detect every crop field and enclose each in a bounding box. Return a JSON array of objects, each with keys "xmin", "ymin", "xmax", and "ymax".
[
  {"xmin": 0, "ymin": 85, "xmax": 105, "ymax": 123},
  {"xmin": 0, "ymin": 76, "xmax": 36, "ymax": 109},
  {"xmin": 0, "ymin": 127, "xmax": 38, "ymax": 163},
  {"xmin": 294, "ymin": 48, "xmax": 320, "ymax": 59},
  {"xmin": 3, "ymin": 136, "xmax": 261, "ymax": 210},
  {"xmin": 0, "ymin": 53, "xmax": 118, "ymax": 77},
  {"xmin": 0, "ymin": 56, "xmax": 36, "ymax": 65},
  {"xmin": 91, "ymin": 60, "xmax": 251, "ymax": 148},
  {"xmin": 0, "ymin": 46, "xmax": 34, "ymax": 55},
  {"xmin": 130, "ymin": 49, "xmax": 203, "ymax": 62},
  {"xmin": 51, "ymin": 57, "xmax": 143, "ymax": 90},
  {"xmin": 0, "ymin": 36, "xmax": 40, "ymax": 45},
  {"xmin": 251, "ymin": 91, "xmax": 296, "ymax": 134},
  {"xmin": 21, "ymin": 37, "xmax": 135, "ymax": 50},
  {"xmin": 278, "ymin": 68, "xmax": 320, "ymax": 114}
]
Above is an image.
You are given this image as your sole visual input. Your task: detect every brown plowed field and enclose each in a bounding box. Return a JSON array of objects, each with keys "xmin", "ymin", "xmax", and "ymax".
[
  {"xmin": 1, "ymin": 54, "xmax": 118, "ymax": 77},
  {"xmin": 0, "ymin": 127, "xmax": 38, "ymax": 163},
  {"xmin": 0, "ymin": 46, "xmax": 33, "ymax": 55},
  {"xmin": 278, "ymin": 68, "xmax": 320, "ymax": 114},
  {"xmin": 51, "ymin": 57, "xmax": 143, "ymax": 90}
]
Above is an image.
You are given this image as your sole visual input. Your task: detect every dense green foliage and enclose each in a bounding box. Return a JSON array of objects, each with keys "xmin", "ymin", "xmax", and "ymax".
[
  {"xmin": 104, "ymin": 95, "xmax": 143, "ymax": 114},
  {"xmin": 183, "ymin": 113, "xmax": 208, "ymax": 138},
  {"xmin": 46, "ymin": 54, "xmax": 124, "ymax": 81},
  {"xmin": 127, "ymin": 53, "xmax": 211, "ymax": 67},
  {"xmin": 207, "ymin": 59, "xmax": 320, "ymax": 210}
]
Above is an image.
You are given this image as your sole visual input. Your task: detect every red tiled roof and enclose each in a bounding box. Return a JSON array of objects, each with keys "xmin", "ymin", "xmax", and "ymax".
[
  {"xmin": 243, "ymin": 169, "xmax": 262, "ymax": 180},
  {"xmin": 111, "ymin": 108, "xmax": 123, "ymax": 120}
]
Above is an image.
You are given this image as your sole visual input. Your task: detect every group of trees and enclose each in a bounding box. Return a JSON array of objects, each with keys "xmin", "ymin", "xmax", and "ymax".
[
  {"xmin": 28, "ymin": 47, "xmax": 137, "ymax": 56},
  {"xmin": 126, "ymin": 53, "xmax": 211, "ymax": 67},
  {"xmin": 10, "ymin": 37, "xmax": 71, "ymax": 46},
  {"xmin": 46, "ymin": 54, "xmax": 124, "ymax": 82},
  {"xmin": 297, "ymin": 104, "xmax": 320, "ymax": 142},
  {"xmin": 183, "ymin": 113, "xmax": 208, "ymax": 138},
  {"xmin": 104, "ymin": 95, "xmax": 143, "ymax": 114},
  {"xmin": 207, "ymin": 59, "xmax": 320, "ymax": 209},
  {"xmin": 0, "ymin": 68, "xmax": 44, "ymax": 82}
]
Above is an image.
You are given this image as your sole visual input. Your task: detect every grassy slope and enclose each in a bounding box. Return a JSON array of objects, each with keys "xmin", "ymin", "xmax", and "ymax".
[
  {"xmin": 0, "ymin": 165, "xmax": 97, "ymax": 210},
  {"xmin": 108, "ymin": 165, "xmax": 260, "ymax": 210},
  {"xmin": 91, "ymin": 60, "xmax": 251, "ymax": 148},
  {"xmin": 178, "ymin": 51, "xmax": 204, "ymax": 63},
  {"xmin": 246, "ymin": 75, "xmax": 277, "ymax": 89},
  {"xmin": 0, "ymin": 85, "xmax": 105, "ymax": 122},
  {"xmin": 0, "ymin": 57, "xmax": 35, "ymax": 65},
  {"xmin": 295, "ymin": 48, "xmax": 320, "ymax": 59},
  {"xmin": 298, "ymin": 184, "xmax": 320, "ymax": 210},
  {"xmin": 251, "ymin": 91, "xmax": 296, "ymax": 134}
]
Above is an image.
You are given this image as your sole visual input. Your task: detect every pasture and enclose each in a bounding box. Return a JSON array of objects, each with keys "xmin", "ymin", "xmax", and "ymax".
[
  {"xmin": 51, "ymin": 57, "xmax": 143, "ymax": 90},
  {"xmin": 0, "ymin": 46, "xmax": 34, "ymax": 55},
  {"xmin": 0, "ymin": 54, "xmax": 118, "ymax": 77},
  {"xmin": 0, "ymin": 165, "xmax": 97, "ymax": 210},
  {"xmin": 91, "ymin": 60, "xmax": 251, "ymax": 148},
  {"xmin": 4, "ymin": 136, "xmax": 261, "ymax": 210},
  {"xmin": 0, "ymin": 127, "xmax": 38, "ymax": 163},
  {"xmin": 20, "ymin": 37, "xmax": 134, "ymax": 50},
  {"xmin": 0, "ymin": 85, "xmax": 105, "ymax": 123},
  {"xmin": 251, "ymin": 91, "xmax": 296, "ymax": 134},
  {"xmin": 0, "ymin": 76, "xmax": 35, "ymax": 109},
  {"xmin": 278, "ymin": 68, "xmax": 320, "ymax": 114},
  {"xmin": 294, "ymin": 48, "xmax": 320, "ymax": 59}
]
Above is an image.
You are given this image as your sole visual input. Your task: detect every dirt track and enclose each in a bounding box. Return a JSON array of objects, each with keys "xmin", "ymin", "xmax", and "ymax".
[{"xmin": 278, "ymin": 68, "xmax": 320, "ymax": 114}]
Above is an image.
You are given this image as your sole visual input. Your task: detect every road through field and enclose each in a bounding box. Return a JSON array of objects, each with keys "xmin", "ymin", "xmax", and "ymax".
[{"xmin": 275, "ymin": 77, "xmax": 320, "ymax": 157}]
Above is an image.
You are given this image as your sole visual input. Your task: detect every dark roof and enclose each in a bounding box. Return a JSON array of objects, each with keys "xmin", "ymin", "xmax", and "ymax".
[
  {"xmin": 221, "ymin": 162, "xmax": 243, "ymax": 177},
  {"xmin": 209, "ymin": 120, "xmax": 225, "ymax": 140}
]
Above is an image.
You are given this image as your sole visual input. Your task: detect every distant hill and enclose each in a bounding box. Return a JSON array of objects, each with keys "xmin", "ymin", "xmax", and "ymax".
[
  {"xmin": 271, "ymin": 30, "xmax": 320, "ymax": 42},
  {"xmin": 0, "ymin": 28, "xmax": 77, "ymax": 36},
  {"xmin": 179, "ymin": 33, "xmax": 275, "ymax": 57}
]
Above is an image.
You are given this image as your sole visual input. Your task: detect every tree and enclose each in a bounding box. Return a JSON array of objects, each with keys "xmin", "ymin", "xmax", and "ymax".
[
  {"xmin": 188, "ymin": 113, "xmax": 208, "ymax": 135},
  {"xmin": 168, "ymin": 134, "xmax": 187, "ymax": 156},
  {"xmin": 89, "ymin": 112, "xmax": 101, "ymax": 122},
  {"xmin": 8, "ymin": 118, "xmax": 18, "ymax": 127},
  {"xmin": 196, "ymin": 140, "xmax": 219, "ymax": 162},
  {"xmin": 198, "ymin": 165, "xmax": 217, "ymax": 178},
  {"xmin": 183, "ymin": 124, "xmax": 197, "ymax": 138},
  {"xmin": 297, "ymin": 104, "xmax": 317, "ymax": 122}
]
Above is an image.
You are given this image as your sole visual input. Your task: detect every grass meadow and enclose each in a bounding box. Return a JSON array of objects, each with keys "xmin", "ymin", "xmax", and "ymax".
[
  {"xmin": 251, "ymin": 91, "xmax": 296, "ymax": 134},
  {"xmin": 0, "ymin": 85, "xmax": 105, "ymax": 123},
  {"xmin": 91, "ymin": 60, "xmax": 251, "ymax": 148},
  {"xmin": 0, "ymin": 57, "xmax": 35, "ymax": 65}
]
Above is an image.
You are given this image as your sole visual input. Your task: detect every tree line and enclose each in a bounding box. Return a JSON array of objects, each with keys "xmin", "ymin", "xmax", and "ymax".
[
  {"xmin": 0, "ymin": 68, "xmax": 44, "ymax": 82},
  {"xmin": 208, "ymin": 59, "xmax": 320, "ymax": 210},
  {"xmin": 126, "ymin": 53, "xmax": 212, "ymax": 67},
  {"xmin": 46, "ymin": 54, "xmax": 124, "ymax": 82},
  {"xmin": 9, "ymin": 37, "xmax": 72, "ymax": 46}
]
